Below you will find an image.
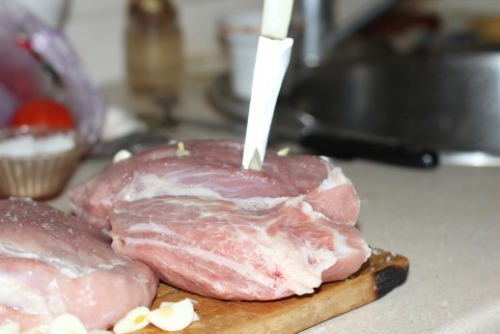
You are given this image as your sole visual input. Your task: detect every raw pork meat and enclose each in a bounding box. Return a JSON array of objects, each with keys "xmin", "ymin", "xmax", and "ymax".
[
  {"xmin": 110, "ymin": 196, "xmax": 370, "ymax": 300},
  {"xmin": 69, "ymin": 140, "xmax": 361, "ymax": 231},
  {"xmin": 0, "ymin": 199, "xmax": 158, "ymax": 332},
  {"xmin": 69, "ymin": 140, "xmax": 370, "ymax": 300}
]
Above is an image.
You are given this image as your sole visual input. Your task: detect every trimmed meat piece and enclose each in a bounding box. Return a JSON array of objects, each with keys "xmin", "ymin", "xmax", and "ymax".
[
  {"xmin": 69, "ymin": 140, "xmax": 369, "ymax": 301},
  {"xmin": 68, "ymin": 140, "xmax": 360, "ymax": 232},
  {"xmin": 110, "ymin": 196, "xmax": 370, "ymax": 301},
  {"xmin": 0, "ymin": 199, "xmax": 158, "ymax": 332}
]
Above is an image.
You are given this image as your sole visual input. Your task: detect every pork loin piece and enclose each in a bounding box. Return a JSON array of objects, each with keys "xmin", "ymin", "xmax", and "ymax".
[
  {"xmin": 110, "ymin": 196, "xmax": 370, "ymax": 301},
  {"xmin": 69, "ymin": 140, "xmax": 361, "ymax": 232},
  {"xmin": 0, "ymin": 199, "xmax": 158, "ymax": 332},
  {"xmin": 68, "ymin": 140, "xmax": 370, "ymax": 300}
]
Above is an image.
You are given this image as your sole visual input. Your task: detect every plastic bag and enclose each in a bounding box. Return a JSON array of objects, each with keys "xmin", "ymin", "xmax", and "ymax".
[{"xmin": 0, "ymin": 0, "xmax": 106, "ymax": 144}]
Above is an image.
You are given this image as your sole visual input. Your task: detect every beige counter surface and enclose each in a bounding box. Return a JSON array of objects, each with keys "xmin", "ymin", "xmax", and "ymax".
[{"xmin": 50, "ymin": 80, "xmax": 500, "ymax": 334}]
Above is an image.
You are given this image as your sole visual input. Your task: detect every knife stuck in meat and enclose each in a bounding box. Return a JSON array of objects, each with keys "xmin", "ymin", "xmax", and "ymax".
[{"xmin": 242, "ymin": 0, "xmax": 295, "ymax": 171}]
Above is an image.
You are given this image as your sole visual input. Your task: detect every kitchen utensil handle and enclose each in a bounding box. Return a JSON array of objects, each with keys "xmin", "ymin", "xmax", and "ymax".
[
  {"xmin": 301, "ymin": 132, "xmax": 439, "ymax": 168},
  {"xmin": 261, "ymin": 0, "xmax": 294, "ymax": 39}
]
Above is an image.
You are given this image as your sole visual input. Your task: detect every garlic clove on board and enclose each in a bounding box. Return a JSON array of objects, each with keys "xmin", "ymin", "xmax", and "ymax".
[
  {"xmin": 148, "ymin": 298, "xmax": 195, "ymax": 331},
  {"xmin": 113, "ymin": 306, "xmax": 151, "ymax": 334}
]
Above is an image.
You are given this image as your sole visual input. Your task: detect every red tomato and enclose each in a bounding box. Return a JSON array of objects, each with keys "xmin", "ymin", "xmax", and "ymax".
[{"xmin": 10, "ymin": 98, "xmax": 75, "ymax": 129}]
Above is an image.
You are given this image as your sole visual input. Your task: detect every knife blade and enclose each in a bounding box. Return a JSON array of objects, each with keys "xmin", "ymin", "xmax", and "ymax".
[{"xmin": 242, "ymin": 0, "xmax": 294, "ymax": 170}]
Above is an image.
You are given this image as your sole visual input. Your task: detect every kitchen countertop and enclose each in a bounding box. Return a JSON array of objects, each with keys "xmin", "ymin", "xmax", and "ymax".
[{"xmin": 50, "ymin": 80, "xmax": 500, "ymax": 334}]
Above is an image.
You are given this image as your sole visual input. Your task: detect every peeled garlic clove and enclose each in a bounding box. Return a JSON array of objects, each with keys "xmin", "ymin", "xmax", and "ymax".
[
  {"xmin": 49, "ymin": 314, "xmax": 87, "ymax": 334},
  {"xmin": 0, "ymin": 322, "xmax": 20, "ymax": 334},
  {"xmin": 113, "ymin": 306, "xmax": 150, "ymax": 334},
  {"xmin": 277, "ymin": 147, "xmax": 290, "ymax": 156},
  {"xmin": 159, "ymin": 300, "xmax": 199, "ymax": 322},
  {"xmin": 113, "ymin": 149, "xmax": 132, "ymax": 163},
  {"xmin": 88, "ymin": 331, "xmax": 114, "ymax": 334},
  {"xmin": 176, "ymin": 142, "xmax": 191, "ymax": 157},
  {"xmin": 148, "ymin": 299, "xmax": 194, "ymax": 331}
]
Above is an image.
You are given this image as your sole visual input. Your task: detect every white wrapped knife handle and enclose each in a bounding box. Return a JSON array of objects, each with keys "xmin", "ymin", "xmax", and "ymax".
[{"xmin": 261, "ymin": 0, "xmax": 294, "ymax": 40}]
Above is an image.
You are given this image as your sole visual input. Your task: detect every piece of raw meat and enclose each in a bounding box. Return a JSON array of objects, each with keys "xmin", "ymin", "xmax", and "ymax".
[
  {"xmin": 68, "ymin": 140, "xmax": 370, "ymax": 300},
  {"xmin": 0, "ymin": 198, "xmax": 158, "ymax": 332},
  {"xmin": 110, "ymin": 195, "xmax": 370, "ymax": 300},
  {"xmin": 69, "ymin": 140, "xmax": 361, "ymax": 232}
]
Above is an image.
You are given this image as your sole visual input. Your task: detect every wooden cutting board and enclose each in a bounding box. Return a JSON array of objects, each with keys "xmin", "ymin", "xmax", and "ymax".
[{"xmin": 138, "ymin": 249, "xmax": 409, "ymax": 333}]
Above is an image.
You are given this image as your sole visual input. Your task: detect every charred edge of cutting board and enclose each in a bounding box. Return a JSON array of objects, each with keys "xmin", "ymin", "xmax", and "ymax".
[
  {"xmin": 369, "ymin": 249, "xmax": 410, "ymax": 299},
  {"xmin": 374, "ymin": 264, "xmax": 409, "ymax": 298}
]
